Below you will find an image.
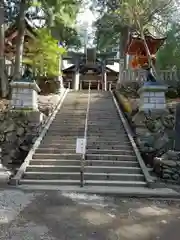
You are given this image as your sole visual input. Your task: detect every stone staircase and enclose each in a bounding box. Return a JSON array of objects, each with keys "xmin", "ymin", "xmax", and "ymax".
[{"xmin": 16, "ymin": 90, "xmax": 147, "ymax": 187}]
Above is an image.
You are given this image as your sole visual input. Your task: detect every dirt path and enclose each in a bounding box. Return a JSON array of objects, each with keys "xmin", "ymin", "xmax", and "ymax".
[{"xmin": 0, "ymin": 189, "xmax": 180, "ymax": 239}]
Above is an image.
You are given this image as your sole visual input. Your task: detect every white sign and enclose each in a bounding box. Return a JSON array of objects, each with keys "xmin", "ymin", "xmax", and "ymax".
[{"xmin": 76, "ymin": 138, "xmax": 86, "ymax": 154}]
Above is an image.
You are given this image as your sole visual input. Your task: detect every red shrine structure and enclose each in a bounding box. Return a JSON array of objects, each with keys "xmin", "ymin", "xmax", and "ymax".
[{"xmin": 125, "ymin": 31, "xmax": 166, "ymax": 69}]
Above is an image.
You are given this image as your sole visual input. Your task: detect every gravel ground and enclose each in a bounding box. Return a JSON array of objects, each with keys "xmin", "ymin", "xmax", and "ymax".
[{"xmin": 0, "ymin": 188, "xmax": 180, "ymax": 240}]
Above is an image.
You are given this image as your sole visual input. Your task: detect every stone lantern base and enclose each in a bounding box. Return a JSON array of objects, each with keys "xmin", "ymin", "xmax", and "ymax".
[
  {"xmin": 10, "ymin": 81, "xmax": 40, "ymax": 111},
  {"xmin": 138, "ymin": 81, "xmax": 167, "ymax": 112}
]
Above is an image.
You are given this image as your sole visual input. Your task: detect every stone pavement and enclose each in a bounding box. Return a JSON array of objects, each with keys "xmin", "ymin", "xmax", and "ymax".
[{"xmin": 0, "ymin": 188, "xmax": 180, "ymax": 239}]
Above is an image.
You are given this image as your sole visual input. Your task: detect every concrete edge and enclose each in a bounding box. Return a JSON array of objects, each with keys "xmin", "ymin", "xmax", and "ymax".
[
  {"xmin": 17, "ymin": 185, "xmax": 180, "ymax": 199},
  {"xmin": 111, "ymin": 91, "xmax": 155, "ymax": 187},
  {"xmin": 9, "ymin": 88, "xmax": 69, "ymax": 185}
]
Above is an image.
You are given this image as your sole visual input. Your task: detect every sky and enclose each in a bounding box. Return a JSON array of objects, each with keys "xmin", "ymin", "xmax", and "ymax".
[
  {"xmin": 77, "ymin": 8, "xmax": 96, "ymax": 26},
  {"xmin": 76, "ymin": 1, "xmax": 98, "ymax": 47}
]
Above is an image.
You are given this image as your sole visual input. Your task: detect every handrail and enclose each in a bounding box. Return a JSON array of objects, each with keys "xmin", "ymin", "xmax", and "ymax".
[{"xmin": 80, "ymin": 82, "xmax": 91, "ymax": 187}]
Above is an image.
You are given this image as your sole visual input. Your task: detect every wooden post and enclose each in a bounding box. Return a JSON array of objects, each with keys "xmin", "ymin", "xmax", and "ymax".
[
  {"xmin": 88, "ymin": 81, "xmax": 91, "ymax": 90},
  {"xmin": 97, "ymin": 81, "xmax": 100, "ymax": 90},
  {"xmin": 109, "ymin": 82, "xmax": 112, "ymax": 91},
  {"xmin": 73, "ymin": 59, "xmax": 80, "ymax": 90},
  {"xmin": 68, "ymin": 81, "xmax": 71, "ymax": 89}
]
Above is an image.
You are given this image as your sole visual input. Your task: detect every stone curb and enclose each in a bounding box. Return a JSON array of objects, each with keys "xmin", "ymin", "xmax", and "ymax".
[{"xmin": 17, "ymin": 185, "xmax": 180, "ymax": 199}]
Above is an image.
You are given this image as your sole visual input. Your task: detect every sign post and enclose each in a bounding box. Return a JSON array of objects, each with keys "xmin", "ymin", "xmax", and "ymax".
[{"xmin": 76, "ymin": 138, "xmax": 86, "ymax": 154}]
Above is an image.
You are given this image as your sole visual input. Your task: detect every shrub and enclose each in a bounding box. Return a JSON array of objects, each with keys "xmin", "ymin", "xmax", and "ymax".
[
  {"xmin": 165, "ymin": 87, "xmax": 178, "ymax": 99},
  {"xmin": 118, "ymin": 82, "xmax": 141, "ymax": 98},
  {"xmin": 115, "ymin": 92, "xmax": 132, "ymax": 114}
]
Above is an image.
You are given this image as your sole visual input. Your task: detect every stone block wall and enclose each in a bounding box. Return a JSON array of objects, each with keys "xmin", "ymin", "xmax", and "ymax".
[{"xmin": 139, "ymin": 91, "xmax": 166, "ymax": 111}]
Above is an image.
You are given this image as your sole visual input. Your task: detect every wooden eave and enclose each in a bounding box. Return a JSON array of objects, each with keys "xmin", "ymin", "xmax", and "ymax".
[{"xmin": 125, "ymin": 32, "xmax": 166, "ymax": 55}]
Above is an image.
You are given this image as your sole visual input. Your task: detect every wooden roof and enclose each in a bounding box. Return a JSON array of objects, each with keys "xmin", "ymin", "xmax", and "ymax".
[
  {"xmin": 63, "ymin": 64, "xmax": 118, "ymax": 73},
  {"xmin": 125, "ymin": 30, "xmax": 166, "ymax": 55}
]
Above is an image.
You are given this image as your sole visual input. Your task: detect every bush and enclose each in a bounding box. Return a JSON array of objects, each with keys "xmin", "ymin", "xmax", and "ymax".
[
  {"xmin": 165, "ymin": 87, "xmax": 178, "ymax": 99},
  {"xmin": 118, "ymin": 82, "xmax": 141, "ymax": 98},
  {"xmin": 37, "ymin": 76, "xmax": 60, "ymax": 95},
  {"xmin": 115, "ymin": 91, "xmax": 132, "ymax": 114},
  {"xmin": 114, "ymin": 91, "xmax": 136, "ymax": 135}
]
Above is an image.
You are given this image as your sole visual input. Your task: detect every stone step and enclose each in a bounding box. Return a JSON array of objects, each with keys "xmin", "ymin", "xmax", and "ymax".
[
  {"xmin": 52, "ymin": 122, "xmax": 85, "ymax": 125},
  {"xmin": 87, "ymin": 127, "xmax": 125, "ymax": 130},
  {"xmin": 52, "ymin": 120, "xmax": 86, "ymax": 124},
  {"xmin": 49, "ymin": 125, "xmax": 85, "ymax": 128},
  {"xmin": 46, "ymin": 132, "xmax": 84, "ymax": 136},
  {"xmin": 40, "ymin": 144, "xmax": 76, "ymax": 149},
  {"xmin": 86, "ymin": 149, "xmax": 134, "ymax": 155},
  {"xmin": 26, "ymin": 165, "xmax": 142, "ymax": 174},
  {"xmin": 18, "ymin": 179, "xmax": 147, "ymax": 188},
  {"xmin": 36, "ymin": 147, "xmax": 133, "ymax": 155},
  {"xmin": 41, "ymin": 138, "xmax": 79, "ymax": 145},
  {"xmin": 87, "ymin": 123, "xmax": 124, "ymax": 125},
  {"xmin": 23, "ymin": 172, "xmax": 144, "ymax": 181},
  {"xmin": 48, "ymin": 127, "xmax": 85, "ymax": 130},
  {"xmin": 33, "ymin": 153, "xmax": 82, "ymax": 160},
  {"xmin": 86, "ymin": 154, "xmax": 136, "ymax": 161},
  {"xmin": 30, "ymin": 159, "xmax": 139, "ymax": 167},
  {"xmin": 86, "ymin": 145, "xmax": 132, "ymax": 150},
  {"xmin": 86, "ymin": 140, "xmax": 131, "ymax": 144},
  {"xmin": 58, "ymin": 110, "xmax": 87, "ymax": 112},
  {"xmin": 43, "ymin": 136, "xmax": 81, "ymax": 141},
  {"xmin": 41, "ymin": 140, "xmax": 78, "ymax": 145},
  {"xmin": 36, "ymin": 148, "xmax": 76, "ymax": 154},
  {"xmin": 87, "ymin": 131, "xmax": 127, "ymax": 134},
  {"xmin": 42, "ymin": 137, "xmax": 130, "ymax": 143},
  {"xmin": 56, "ymin": 116, "xmax": 86, "ymax": 118},
  {"xmin": 87, "ymin": 137, "xmax": 129, "ymax": 141},
  {"xmin": 20, "ymin": 179, "xmax": 81, "ymax": 186},
  {"xmin": 47, "ymin": 130, "xmax": 85, "ymax": 133},
  {"xmin": 87, "ymin": 135, "xmax": 128, "ymax": 138},
  {"xmin": 85, "ymin": 180, "xmax": 146, "ymax": 187}
]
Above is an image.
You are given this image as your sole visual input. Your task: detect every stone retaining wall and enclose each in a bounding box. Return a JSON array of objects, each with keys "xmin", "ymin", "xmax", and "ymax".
[{"xmin": 0, "ymin": 111, "xmax": 45, "ymax": 170}]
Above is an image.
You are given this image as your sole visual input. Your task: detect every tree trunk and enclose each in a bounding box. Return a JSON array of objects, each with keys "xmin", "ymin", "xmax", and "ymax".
[
  {"xmin": 140, "ymin": 31, "xmax": 159, "ymax": 79},
  {"xmin": 13, "ymin": 0, "xmax": 27, "ymax": 80},
  {"xmin": 117, "ymin": 27, "xmax": 129, "ymax": 88},
  {"xmin": 0, "ymin": 3, "xmax": 8, "ymax": 97}
]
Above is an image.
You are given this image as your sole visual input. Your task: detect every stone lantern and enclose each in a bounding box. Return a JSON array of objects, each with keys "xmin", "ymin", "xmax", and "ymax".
[
  {"xmin": 10, "ymin": 68, "xmax": 44, "ymax": 126},
  {"xmin": 10, "ymin": 68, "xmax": 40, "ymax": 111}
]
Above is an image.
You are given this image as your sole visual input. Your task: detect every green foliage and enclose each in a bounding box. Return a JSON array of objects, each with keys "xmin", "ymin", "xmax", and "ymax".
[
  {"xmin": 37, "ymin": 0, "xmax": 81, "ymax": 27},
  {"xmin": 94, "ymin": 13, "xmax": 121, "ymax": 51},
  {"xmin": 94, "ymin": 0, "xmax": 174, "ymax": 56},
  {"xmin": 156, "ymin": 23, "xmax": 180, "ymax": 69},
  {"xmin": 5, "ymin": 0, "xmax": 82, "ymax": 48},
  {"xmin": 24, "ymin": 28, "xmax": 66, "ymax": 76}
]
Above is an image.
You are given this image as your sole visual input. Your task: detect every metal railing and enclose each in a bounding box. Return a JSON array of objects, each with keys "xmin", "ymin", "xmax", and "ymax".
[{"xmin": 80, "ymin": 82, "xmax": 91, "ymax": 187}]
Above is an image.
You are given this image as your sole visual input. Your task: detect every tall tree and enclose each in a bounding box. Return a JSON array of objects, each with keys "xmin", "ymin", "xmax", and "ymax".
[
  {"xmin": 116, "ymin": 0, "xmax": 174, "ymax": 71},
  {"xmin": 94, "ymin": 0, "xmax": 174, "ymax": 69},
  {"xmin": 13, "ymin": 0, "xmax": 29, "ymax": 80},
  {"xmin": 13, "ymin": 0, "xmax": 82, "ymax": 78}
]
